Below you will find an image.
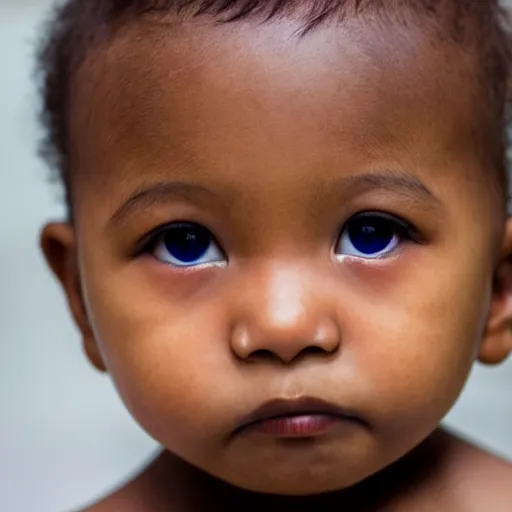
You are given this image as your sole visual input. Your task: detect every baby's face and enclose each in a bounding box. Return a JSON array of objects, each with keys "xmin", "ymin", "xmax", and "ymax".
[{"xmin": 61, "ymin": 17, "xmax": 505, "ymax": 493}]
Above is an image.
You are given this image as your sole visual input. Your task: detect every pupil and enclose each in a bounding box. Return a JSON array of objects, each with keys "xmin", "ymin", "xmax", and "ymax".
[
  {"xmin": 348, "ymin": 217, "xmax": 393, "ymax": 255},
  {"xmin": 164, "ymin": 225, "xmax": 211, "ymax": 263}
]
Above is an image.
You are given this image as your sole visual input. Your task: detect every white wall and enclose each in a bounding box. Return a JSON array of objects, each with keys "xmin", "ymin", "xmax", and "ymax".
[{"xmin": 0, "ymin": 2, "xmax": 511, "ymax": 511}]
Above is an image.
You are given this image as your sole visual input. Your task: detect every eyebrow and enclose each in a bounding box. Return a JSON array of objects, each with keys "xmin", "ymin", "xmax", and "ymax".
[
  {"xmin": 108, "ymin": 181, "xmax": 220, "ymax": 228},
  {"xmin": 343, "ymin": 170, "xmax": 443, "ymax": 209},
  {"xmin": 108, "ymin": 170, "xmax": 442, "ymax": 228}
]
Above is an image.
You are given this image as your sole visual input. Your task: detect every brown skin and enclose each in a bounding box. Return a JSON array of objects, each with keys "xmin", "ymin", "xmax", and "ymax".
[{"xmin": 42, "ymin": 15, "xmax": 512, "ymax": 511}]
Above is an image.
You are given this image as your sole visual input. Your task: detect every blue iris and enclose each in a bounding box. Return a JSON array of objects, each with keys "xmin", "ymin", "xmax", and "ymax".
[
  {"xmin": 346, "ymin": 216, "xmax": 395, "ymax": 256},
  {"xmin": 163, "ymin": 225, "xmax": 211, "ymax": 263},
  {"xmin": 152, "ymin": 222, "xmax": 225, "ymax": 268}
]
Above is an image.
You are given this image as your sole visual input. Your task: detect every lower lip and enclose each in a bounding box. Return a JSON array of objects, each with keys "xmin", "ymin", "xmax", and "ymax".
[{"xmin": 252, "ymin": 414, "xmax": 340, "ymax": 437}]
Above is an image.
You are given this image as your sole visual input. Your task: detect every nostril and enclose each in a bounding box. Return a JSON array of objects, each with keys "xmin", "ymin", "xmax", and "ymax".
[
  {"xmin": 247, "ymin": 349, "xmax": 280, "ymax": 362},
  {"xmin": 302, "ymin": 345, "xmax": 330, "ymax": 357},
  {"xmin": 247, "ymin": 345, "xmax": 334, "ymax": 364}
]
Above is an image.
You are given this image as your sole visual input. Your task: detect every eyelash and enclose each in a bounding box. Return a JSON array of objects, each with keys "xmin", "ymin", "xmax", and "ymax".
[
  {"xmin": 341, "ymin": 211, "xmax": 420, "ymax": 242},
  {"xmin": 135, "ymin": 221, "xmax": 220, "ymax": 254}
]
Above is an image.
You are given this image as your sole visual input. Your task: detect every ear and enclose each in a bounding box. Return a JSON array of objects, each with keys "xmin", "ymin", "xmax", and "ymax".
[
  {"xmin": 479, "ymin": 217, "xmax": 512, "ymax": 366},
  {"xmin": 41, "ymin": 223, "xmax": 107, "ymax": 373}
]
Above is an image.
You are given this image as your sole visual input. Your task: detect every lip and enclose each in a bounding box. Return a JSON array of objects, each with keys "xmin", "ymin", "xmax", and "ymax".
[{"xmin": 234, "ymin": 397, "xmax": 368, "ymax": 437}]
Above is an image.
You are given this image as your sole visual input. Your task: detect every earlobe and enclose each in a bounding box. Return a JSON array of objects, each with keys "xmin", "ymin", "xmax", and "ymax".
[
  {"xmin": 479, "ymin": 329, "xmax": 512, "ymax": 365},
  {"xmin": 479, "ymin": 218, "xmax": 512, "ymax": 366},
  {"xmin": 40, "ymin": 223, "xmax": 107, "ymax": 373}
]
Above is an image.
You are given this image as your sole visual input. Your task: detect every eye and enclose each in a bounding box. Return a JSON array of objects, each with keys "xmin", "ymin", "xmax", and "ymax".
[
  {"xmin": 150, "ymin": 223, "xmax": 226, "ymax": 268},
  {"xmin": 336, "ymin": 212, "xmax": 414, "ymax": 259}
]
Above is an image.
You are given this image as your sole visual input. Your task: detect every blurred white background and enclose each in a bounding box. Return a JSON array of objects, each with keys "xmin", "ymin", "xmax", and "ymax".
[{"xmin": 1, "ymin": 1, "xmax": 511, "ymax": 511}]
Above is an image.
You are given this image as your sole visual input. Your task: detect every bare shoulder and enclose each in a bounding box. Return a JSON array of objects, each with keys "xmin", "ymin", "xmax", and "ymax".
[
  {"xmin": 78, "ymin": 452, "xmax": 200, "ymax": 512},
  {"xmin": 79, "ymin": 480, "xmax": 150, "ymax": 512},
  {"xmin": 81, "ymin": 491, "xmax": 133, "ymax": 512},
  {"xmin": 448, "ymin": 434, "xmax": 512, "ymax": 511},
  {"xmin": 78, "ymin": 454, "xmax": 167, "ymax": 512},
  {"xmin": 468, "ymin": 448, "xmax": 512, "ymax": 507}
]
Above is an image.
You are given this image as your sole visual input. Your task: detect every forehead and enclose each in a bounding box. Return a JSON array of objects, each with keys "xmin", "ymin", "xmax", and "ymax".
[{"xmin": 68, "ymin": 15, "xmax": 498, "ymax": 220}]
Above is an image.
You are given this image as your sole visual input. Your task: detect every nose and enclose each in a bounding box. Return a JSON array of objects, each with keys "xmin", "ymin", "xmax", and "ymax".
[{"xmin": 230, "ymin": 264, "xmax": 341, "ymax": 364}]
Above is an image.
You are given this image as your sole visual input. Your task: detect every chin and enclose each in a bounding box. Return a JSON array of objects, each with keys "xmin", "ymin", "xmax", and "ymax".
[{"xmin": 216, "ymin": 466, "xmax": 369, "ymax": 496}]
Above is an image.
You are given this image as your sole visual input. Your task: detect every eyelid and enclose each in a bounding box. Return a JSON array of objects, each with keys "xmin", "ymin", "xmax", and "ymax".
[
  {"xmin": 341, "ymin": 211, "xmax": 422, "ymax": 243},
  {"xmin": 345, "ymin": 211, "xmax": 407, "ymax": 229}
]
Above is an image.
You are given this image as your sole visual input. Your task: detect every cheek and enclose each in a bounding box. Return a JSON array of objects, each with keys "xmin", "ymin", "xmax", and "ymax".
[
  {"xmin": 343, "ymin": 246, "xmax": 492, "ymax": 429},
  {"xmin": 83, "ymin": 270, "xmax": 235, "ymax": 452}
]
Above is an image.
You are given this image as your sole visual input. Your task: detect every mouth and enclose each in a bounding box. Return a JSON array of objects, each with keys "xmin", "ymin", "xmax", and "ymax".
[{"xmin": 234, "ymin": 397, "xmax": 368, "ymax": 439}]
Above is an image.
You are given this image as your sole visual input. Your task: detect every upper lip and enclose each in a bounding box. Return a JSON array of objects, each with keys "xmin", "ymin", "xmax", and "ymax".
[{"xmin": 234, "ymin": 397, "xmax": 368, "ymax": 433}]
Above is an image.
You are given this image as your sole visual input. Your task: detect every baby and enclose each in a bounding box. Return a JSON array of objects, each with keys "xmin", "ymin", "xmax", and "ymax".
[{"xmin": 37, "ymin": 0, "xmax": 512, "ymax": 510}]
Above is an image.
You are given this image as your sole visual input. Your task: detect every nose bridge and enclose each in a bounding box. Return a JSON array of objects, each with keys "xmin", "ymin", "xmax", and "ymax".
[
  {"xmin": 230, "ymin": 261, "xmax": 340, "ymax": 363},
  {"xmin": 262, "ymin": 263, "xmax": 305, "ymax": 327}
]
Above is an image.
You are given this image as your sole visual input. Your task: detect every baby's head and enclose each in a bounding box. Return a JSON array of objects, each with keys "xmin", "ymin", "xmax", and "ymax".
[{"xmin": 39, "ymin": 0, "xmax": 512, "ymax": 496}]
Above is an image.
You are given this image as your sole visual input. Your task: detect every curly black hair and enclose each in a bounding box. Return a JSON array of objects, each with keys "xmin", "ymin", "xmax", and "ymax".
[{"xmin": 36, "ymin": 0, "xmax": 512, "ymax": 215}]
